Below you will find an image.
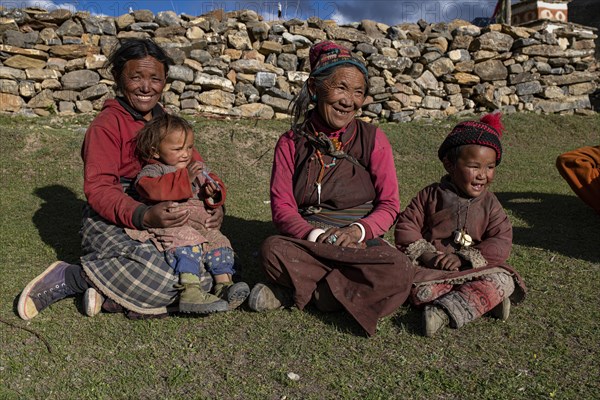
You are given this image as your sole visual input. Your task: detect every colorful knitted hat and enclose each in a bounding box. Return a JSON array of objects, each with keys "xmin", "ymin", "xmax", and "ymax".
[
  {"xmin": 309, "ymin": 41, "xmax": 368, "ymax": 77},
  {"xmin": 438, "ymin": 113, "xmax": 504, "ymax": 164}
]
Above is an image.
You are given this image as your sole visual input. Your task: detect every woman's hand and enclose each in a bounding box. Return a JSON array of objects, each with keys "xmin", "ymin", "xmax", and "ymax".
[
  {"xmin": 203, "ymin": 205, "xmax": 224, "ymax": 230},
  {"xmin": 143, "ymin": 201, "xmax": 190, "ymax": 229},
  {"xmin": 317, "ymin": 225, "xmax": 363, "ymax": 248}
]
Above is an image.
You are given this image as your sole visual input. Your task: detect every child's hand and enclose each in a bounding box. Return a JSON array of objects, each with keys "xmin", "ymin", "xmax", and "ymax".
[
  {"xmin": 419, "ymin": 252, "xmax": 441, "ymax": 269},
  {"xmin": 433, "ymin": 253, "xmax": 461, "ymax": 271},
  {"xmin": 203, "ymin": 180, "xmax": 220, "ymax": 198},
  {"xmin": 419, "ymin": 252, "xmax": 461, "ymax": 271},
  {"xmin": 187, "ymin": 161, "xmax": 203, "ymax": 182}
]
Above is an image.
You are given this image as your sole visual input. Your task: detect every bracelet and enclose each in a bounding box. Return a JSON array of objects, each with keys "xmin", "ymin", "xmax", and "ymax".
[
  {"xmin": 349, "ymin": 222, "xmax": 366, "ymax": 243},
  {"xmin": 307, "ymin": 228, "xmax": 326, "ymax": 242}
]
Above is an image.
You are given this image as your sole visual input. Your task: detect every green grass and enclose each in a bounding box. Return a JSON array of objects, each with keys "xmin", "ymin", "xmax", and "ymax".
[{"xmin": 1, "ymin": 112, "xmax": 599, "ymax": 399}]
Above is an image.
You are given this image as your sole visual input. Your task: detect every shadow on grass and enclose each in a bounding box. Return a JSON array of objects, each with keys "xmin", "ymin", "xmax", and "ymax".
[
  {"xmin": 33, "ymin": 184, "xmax": 85, "ymax": 265},
  {"xmin": 303, "ymin": 306, "xmax": 369, "ymax": 337},
  {"xmin": 219, "ymin": 215, "xmax": 277, "ymax": 283},
  {"xmin": 314, "ymin": 305, "xmax": 429, "ymax": 337},
  {"xmin": 496, "ymin": 191, "xmax": 600, "ymax": 262},
  {"xmin": 305, "ymin": 305, "xmax": 424, "ymax": 337},
  {"xmin": 392, "ymin": 306, "xmax": 425, "ymax": 336}
]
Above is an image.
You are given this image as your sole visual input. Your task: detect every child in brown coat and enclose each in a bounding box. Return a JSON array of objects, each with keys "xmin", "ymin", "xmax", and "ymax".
[{"xmin": 395, "ymin": 113, "xmax": 526, "ymax": 337}]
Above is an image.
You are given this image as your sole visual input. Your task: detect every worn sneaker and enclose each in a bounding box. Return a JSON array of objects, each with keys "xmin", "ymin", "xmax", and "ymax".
[
  {"xmin": 422, "ymin": 305, "xmax": 450, "ymax": 337},
  {"xmin": 83, "ymin": 288, "xmax": 104, "ymax": 317},
  {"xmin": 489, "ymin": 297, "xmax": 511, "ymax": 321},
  {"xmin": 248, "ymin": 283, "xmax": 294, "ymax": 312},
  {"xmin": 214, "ymin": 281, "xmax": 250, "ymax": 310},
  {"xmin": 18, "ymin": 261, "xmax": 77, "ymax": 320}
]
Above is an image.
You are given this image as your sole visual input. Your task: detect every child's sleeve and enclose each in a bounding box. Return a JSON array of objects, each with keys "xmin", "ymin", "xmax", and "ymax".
[
  {"xmin": 463, "ymin": 198, "xmax": 512, "ymax": 267},
  {"xmin": 394, "ymin": 187, "xmax": 438, "ymax": 263},
  {"xmin": 136, "ymin": 165, "xmax": 194, "ymax": 202}
]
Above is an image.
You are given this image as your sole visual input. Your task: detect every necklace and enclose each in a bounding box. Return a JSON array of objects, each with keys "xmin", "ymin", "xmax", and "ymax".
[
  {"xmin": 454, "ymin": 198, "xmax": 473, "ymax": 248},
  {"xmin": 315, "ymin": 134, "xmax": 343, "ymax": 204}
]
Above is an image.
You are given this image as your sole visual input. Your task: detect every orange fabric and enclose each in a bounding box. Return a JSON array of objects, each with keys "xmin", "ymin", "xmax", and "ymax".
[
  {"xmin": 556, "ymin": 146, "xmax": 600, "ymax": 214},
  {"xmin": 136, "ymin": 168, "xmax": 193, "ymax": 202}
]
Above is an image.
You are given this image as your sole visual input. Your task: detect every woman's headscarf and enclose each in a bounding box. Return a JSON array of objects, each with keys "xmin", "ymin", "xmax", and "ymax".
[{"xmin": 309, "ymin": 41, "xmax": 368, "ymax": 78}]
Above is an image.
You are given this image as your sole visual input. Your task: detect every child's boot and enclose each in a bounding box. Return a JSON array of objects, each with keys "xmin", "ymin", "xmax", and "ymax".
[
  {"xmin": 489, "ymin": 297, "xmax": 511, "ymax": 321},
  {"xmin": 178, "ymin": 273, "xmax": 228, "ymax": 314},
  {"xmin": 422, "ymin": 305, "xmax": 450, "ymax": 337},
  {"xmin": 213, "ymin": 281, "xmax": 250, "ymax": 310}
]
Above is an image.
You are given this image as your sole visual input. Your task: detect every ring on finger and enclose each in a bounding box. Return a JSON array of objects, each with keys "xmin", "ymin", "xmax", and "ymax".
[{"xmin": 327, "ymin": 234, "xmax": 338, "ymax": 244}]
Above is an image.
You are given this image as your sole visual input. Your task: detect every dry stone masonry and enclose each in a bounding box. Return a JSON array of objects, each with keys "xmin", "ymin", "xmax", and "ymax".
[{"xmin": 0, "ymin": 6, "xmax": 598, "ymax": 121}]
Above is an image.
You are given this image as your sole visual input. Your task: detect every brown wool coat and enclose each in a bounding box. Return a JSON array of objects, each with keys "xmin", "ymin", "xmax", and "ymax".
[{"xmin": 394, "ymin": 178, "xmax": 526, "ymax": 303}]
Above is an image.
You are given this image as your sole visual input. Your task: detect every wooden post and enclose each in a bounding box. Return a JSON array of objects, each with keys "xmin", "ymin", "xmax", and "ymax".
[{"xmin": 505, "ymin": 0, "xmax": 512, "ymax": 25}]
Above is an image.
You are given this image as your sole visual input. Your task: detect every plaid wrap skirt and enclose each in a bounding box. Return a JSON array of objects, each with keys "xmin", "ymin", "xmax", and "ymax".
[{"xmin": 79, "ymin": 205, "xmax": 213, "ymax": 315}]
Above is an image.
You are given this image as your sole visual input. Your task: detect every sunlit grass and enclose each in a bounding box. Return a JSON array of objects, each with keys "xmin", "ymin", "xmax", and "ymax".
[{"xmin": 1, "ymin": 112, "xmax": 599, "ymax": 399}]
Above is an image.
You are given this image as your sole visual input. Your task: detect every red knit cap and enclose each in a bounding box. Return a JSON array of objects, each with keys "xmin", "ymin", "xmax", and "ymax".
[
  {"xmin": 438, "ymin": 113, "xmax": 504, "ymax": 164},
  {"xmin": 309, "ymin": 41, "xmax": 368, "ymax": 77}
]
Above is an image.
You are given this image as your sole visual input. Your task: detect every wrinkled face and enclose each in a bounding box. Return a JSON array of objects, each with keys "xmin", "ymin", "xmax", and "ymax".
[
  {"xmin": 312, "ymin": 66, "xmax": 366, "ymax": 130},
  {"xmin": 121, "ymin": 56, "xmax": 166, "ymax": 120},
  {"xmin": 445, "ymin": 145, "xmax": 497, "ymax": 198},
  {"xmin": 153, "ymin": 128, "xmax": 194, "ymax": 170}
]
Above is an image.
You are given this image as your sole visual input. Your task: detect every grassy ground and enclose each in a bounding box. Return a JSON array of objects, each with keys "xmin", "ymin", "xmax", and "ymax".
[{"xmin": 0, "ymin": 112, "xmax": 599, "ymax": 399}]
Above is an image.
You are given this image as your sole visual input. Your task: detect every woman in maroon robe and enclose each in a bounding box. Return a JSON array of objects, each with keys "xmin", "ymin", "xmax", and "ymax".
[{"xmin": 247, "ymin": 41, "xmax": 415, "ymax": 336}]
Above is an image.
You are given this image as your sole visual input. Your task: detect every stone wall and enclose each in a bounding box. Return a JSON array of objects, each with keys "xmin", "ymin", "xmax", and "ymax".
[{"xmin": 0, "ymin": 6, "xmax": 598, "ymax": 120}]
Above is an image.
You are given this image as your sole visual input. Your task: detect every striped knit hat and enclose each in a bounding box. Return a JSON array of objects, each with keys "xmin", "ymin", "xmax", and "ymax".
[
  {"xmin": 309, "ymin": 41, "xmax": 368, "ymax": 77},
  {"xmin": 438, "ymin": 113, "xmax": 504, "ymax": 165}
]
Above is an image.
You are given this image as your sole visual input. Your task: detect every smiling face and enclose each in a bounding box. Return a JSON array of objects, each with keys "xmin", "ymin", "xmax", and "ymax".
[
  {"xmin": 311, "ymin": 66, "xmax": 366, "ymax": 130},
  {"xmin": 153, "ymin": 128, "xmax": 194, "ymax": 170},
  {"xmin": 121, "ymin": 56, "xmax": 166, "ymax": 120},
  {"xmin": 444, "ymin": 144, "xmax": 497, "ymax": 198}
]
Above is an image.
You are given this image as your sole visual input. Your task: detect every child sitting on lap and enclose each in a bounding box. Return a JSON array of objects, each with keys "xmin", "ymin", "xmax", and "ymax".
[
  {"xmin": 394, "ymin": 113, "xmax": 526, "ymax": 337},
  {"xmin": 123, "ymin": 114, "xmax": 249, "ymax": 314}
]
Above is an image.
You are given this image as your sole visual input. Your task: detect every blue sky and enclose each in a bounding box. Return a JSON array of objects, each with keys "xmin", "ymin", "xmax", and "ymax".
[{"xmin": 0, "ymin": 1, "xmax": 502, "ymax": 24}]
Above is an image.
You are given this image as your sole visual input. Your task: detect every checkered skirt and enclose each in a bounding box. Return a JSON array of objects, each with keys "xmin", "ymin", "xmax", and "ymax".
[{"xmin": 79, "ymin": 205, "xmax": 213, "ymax": 314}]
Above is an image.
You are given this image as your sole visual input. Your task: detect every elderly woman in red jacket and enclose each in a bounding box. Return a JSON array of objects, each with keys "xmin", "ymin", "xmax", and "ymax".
[{"xmin": 248, "ymin": 41, "xmax": 415, "ymax": 336}]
